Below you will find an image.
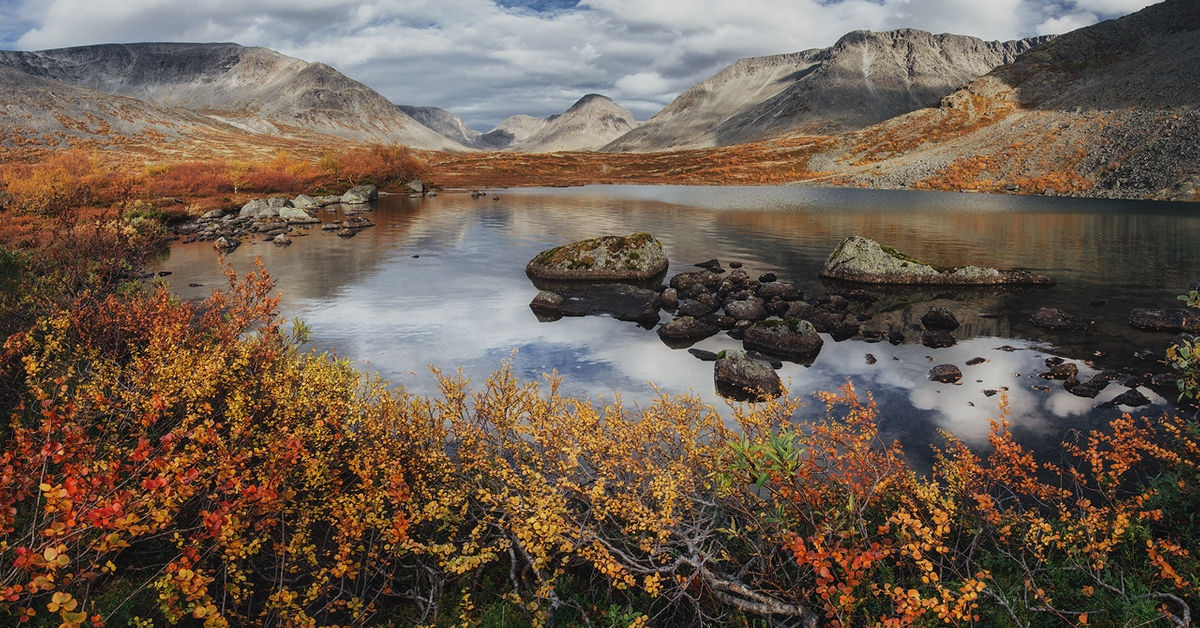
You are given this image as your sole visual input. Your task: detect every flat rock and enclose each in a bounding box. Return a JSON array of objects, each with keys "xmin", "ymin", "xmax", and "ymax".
[
  {"xmin": 657, "ymin": 316, "xmax": 720, "ymax": 343},
  {"xmin": 1129, "ymin": 308, "xmax": 1200, "ymax": 333},
  {"xmin": 534, "ymin": 283, "xmax": 662, "ymax": 325},
  {"xmin": 527, "ymin": 233, "xmax": 668, "ymax": 281},
  {"xmin": 742, "ymin": 319, "xmax": 824, "ymax": 362},
  {"xmin": 819, "ymin": 236, "xmax": 1054, "ymax": 285}
]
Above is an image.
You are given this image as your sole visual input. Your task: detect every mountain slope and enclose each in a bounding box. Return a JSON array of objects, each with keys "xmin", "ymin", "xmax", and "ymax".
[
  {"xmin": 819, "ymin": 0, "xmax": 1200, "ymax": 200},
  {"xmin": 0, "ymin": 42, "xmax": 468, "ymax": 151},
  {"xmin": 397, "ymin": 105, "xmax": 483, "ymax": 148},
  {"xmin": 605, "ymin": 30, "xmax": 1048, "ymax": 152}
]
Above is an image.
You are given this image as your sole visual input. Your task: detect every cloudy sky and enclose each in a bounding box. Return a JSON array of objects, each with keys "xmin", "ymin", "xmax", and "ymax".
[{"xmin": 0, "ymin": 0, "xmax": 1157, "ymax": 130}]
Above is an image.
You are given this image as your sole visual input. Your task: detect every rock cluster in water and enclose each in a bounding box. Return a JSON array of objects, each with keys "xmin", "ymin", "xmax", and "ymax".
[
  {"xmin": 173, "ymin": 184, "xmax": 387, "ymax": 248},
  {"xmin": 527, "ymin": 233, "xmax": 1190, "ymax": 408}
]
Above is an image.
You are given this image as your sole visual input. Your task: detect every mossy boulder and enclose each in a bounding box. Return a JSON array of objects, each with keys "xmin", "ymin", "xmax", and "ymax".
[
  {"xmin": 820, "ymin": 236, "xmax": 1053, "ymax": 286},
  {"xmin": 527, "ymin": 233, "xmax": 668, "ymax": 281}
]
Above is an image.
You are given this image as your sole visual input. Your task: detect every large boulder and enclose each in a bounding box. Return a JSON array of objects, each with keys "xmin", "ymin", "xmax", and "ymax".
[
  {"xmin": 714, "ymin": 350, "xmax": 783, "ymax": 402},
  {"xmin": 527, "ymin": 233, "xmax": 669, "ymax": 282},
  {"xmin": 341, "ymin": 184, "xmax": 379, "ymax": 205},
  {"xmin": 742, "ymin": 319, "xmax": 824, "ymax": 362},
  {"xmin": 820, "ymin": 236, "xmax": 1053, "ymax": 285}
]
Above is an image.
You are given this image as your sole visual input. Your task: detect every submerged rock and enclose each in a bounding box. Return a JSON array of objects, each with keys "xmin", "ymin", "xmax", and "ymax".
[
  {"xmin": 1129, "ymin": 308, "xmax": 1200, "ymax": 333},
  {"xmin": 742, "ymin": 319, "xmax": 824, "ymax": 362},
  {"xmin": 921, "ymin": 306, "xmax": 960, "ymax": 331},
  {"xmin": 928, "ymin": 364, "xmax": 963, "ymax": 383},
  {"xmin": 1031, "ymin": 307, "xmax": 1090, "ymax": 331},
  {"xmin": 526, "ymin": 233, "xmax": 668, "ymax": 281},
  {"xmin": 714, "ymin": 350, "xmax": 783, "ymax": 402},
  {"xmin": 657, "ymin": 316, "xmax": 720, "ymax": 343},
  {"xmin": 529, "ymin": 284, "xmax": 661, "ymax": 326},
  {"xmin": 819, "ymin": 236, "xmax": 1054, "ymax": 285}
]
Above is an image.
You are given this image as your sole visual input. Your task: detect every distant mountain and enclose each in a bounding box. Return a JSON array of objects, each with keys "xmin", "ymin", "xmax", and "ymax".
[
  {"xmin": 403, "ymin": 95, "xmax": 638, "ymax": 153},
  {"xmin": 604, "ymin": 30, "xmax": 1048, "ymax": 153},
  {"xmin": 512, "ymin": 94, "xmax": 638, "ymax": 152},
  {"xmin": 396, "ymin": 105, "xmax": 483, "ymax": 148},
  {"xmin": 0, "ymin": 42, "xmax": 468, "ymax": 151},
  {"xmin": 827, "ymin": 0, "xmax": 1200, "ymax": 200}
]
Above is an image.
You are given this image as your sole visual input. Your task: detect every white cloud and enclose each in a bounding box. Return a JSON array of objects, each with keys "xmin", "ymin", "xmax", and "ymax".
[
  {"xmin": 1037, "ymin": 11, "xmax": 1101, "ymax": 34},
  {"xmin": 2, "ymin": 0, "xmax": 1160, "ymax": 129}
]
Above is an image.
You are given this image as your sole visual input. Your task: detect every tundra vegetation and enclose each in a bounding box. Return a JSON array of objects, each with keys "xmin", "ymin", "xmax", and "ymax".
[{"xmin": 0, "ymin": 148, "xmax": 1197, "ymax": 627}]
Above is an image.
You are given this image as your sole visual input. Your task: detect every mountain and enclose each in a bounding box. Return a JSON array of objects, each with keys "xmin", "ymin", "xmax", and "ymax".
[
  {"xmin": 403, "ymin": 95, "xmax": 638, "ymax": 152},
  {"xmin": 0, "ymin": 42, "xmax": 468, "ymax": 152},
  {"xmin": 604, "ymin": 30, "xmax": 1049, "ymax": 153},
  {"xmin": 824, "ymin": 0, "xmax": 1200, "ymax": 200},
  {"xmin": 512, "ymin": 94, "xmax": 638, "ymax": 152}
]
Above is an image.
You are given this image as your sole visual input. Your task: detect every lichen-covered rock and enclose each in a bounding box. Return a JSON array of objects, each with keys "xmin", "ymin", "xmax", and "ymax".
[
  {"xmin": 341, "ymin": 184, "xmax": 379, "ymax": 205},
  {"xmin": 742, "ymin": 319, "xmax": 824, "ymax": 362},
  {"xmin": 526, "ymin": 233, "xmax": 668, "ymax": 281},
  {"xmin": 213, "ymin": 236, "xmax": 239, "ymax": 252},
  {"xmin": 714, "ymin": 350, "xmax": 783, "ymax": 401},
  {"xmin": 272, "ymin": 233, "xmax": 292, "ymax": 246},
  {"xmin": 820, "ymin": 236, "xmax": 1053, "ymax": 285}
]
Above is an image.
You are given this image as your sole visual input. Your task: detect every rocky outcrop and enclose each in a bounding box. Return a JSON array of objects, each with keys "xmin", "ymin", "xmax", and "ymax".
[
  {"xmin": 820, "ymin": 236, "xmax": 1054, "ymax": 285},
  {"xmin": 714, "ymin": 350, "xmax": 783, "ymax": 401},
  {"xmin": 526, "ymin": 233, "xmax": 668, "ymax": 281}
]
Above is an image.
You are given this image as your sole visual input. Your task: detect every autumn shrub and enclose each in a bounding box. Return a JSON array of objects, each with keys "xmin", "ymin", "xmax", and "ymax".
[
  {"xmin": 0, "ymin": 250, "xmax": 1197, "ymax": 626},
  {"xmin": 143, "ymin": 161, "xmax": 234, "ymax": 198},
  {"xmin": 1167, "ymin": 290, "xmax": 1200, "ymax": 402},
  {"xmin": 322, "ymin": 144, "xmax": 424, "ymax": 187}
]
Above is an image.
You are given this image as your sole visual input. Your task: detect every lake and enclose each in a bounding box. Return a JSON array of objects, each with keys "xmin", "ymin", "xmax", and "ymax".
[{"xmin": 154, "ymin": 185, "xmax": 1200, "ymax": 459}]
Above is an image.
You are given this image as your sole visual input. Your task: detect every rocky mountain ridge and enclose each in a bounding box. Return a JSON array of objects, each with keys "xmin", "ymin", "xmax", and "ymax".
[
  {"xmin": 0, "ymin": 42, "xmax": 468, "ymax": 152},
  {"xmin": 603, "ymin": 29, "xmax": 1051, "ymax": 152}
]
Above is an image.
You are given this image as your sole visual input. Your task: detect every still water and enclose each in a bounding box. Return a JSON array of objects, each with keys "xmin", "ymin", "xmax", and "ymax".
[{"xmin": 154, "ymin": 185, "xmax": 1200, "ymax": 458}]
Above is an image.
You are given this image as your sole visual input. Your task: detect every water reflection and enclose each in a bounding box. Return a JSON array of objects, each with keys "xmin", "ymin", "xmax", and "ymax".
[{"xmin": 154, "ymin": 185, "xmax": 1197, "ymax": 462}]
